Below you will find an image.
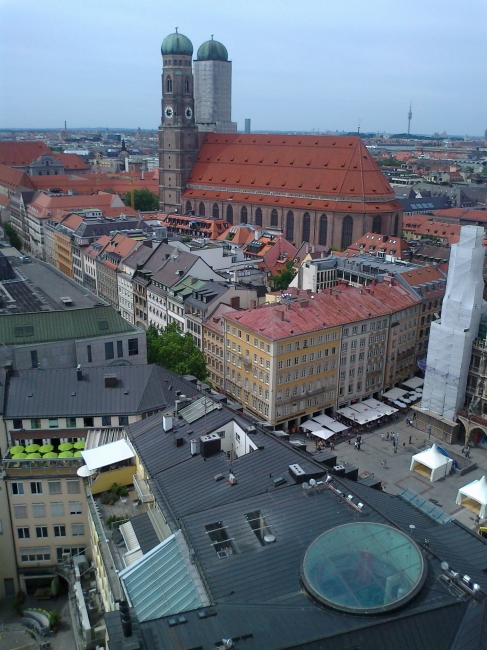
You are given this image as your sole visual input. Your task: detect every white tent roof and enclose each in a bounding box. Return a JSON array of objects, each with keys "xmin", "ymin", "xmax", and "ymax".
[
  {"xmin": 301, "ymin": 420, "xmax": 324, "ymax": 432},
  {"xmin": 411, "ymin": 444, "xmax": 449, "ymax": 470},
  {"xmin": 362, "ymin": 398, "xmax": 398, "ymax": 416},
  {"xmin": 402, "ymin": 377, "xmax": 424, "ymax": 390},
  {"xmin": 457, "ymin": 476, "xmax": 487, "ymax": 505},
  {"xmin": 336, "ymin": 407, "xmax": 383, "ymax": 425},
  {"xmin": 81, "ymin": 439, "xmax": 134, "ymax": 471},
  {"xmin": 312, "ymin": 414, "xmax": 349, "ymax": 433},
  {"xmin": 383, "ymin": 387, "xmax": 408, "ymax": 400},
  {"xmin": 312, "ymin": 429, "xmax": 335, "ymax": 441}
]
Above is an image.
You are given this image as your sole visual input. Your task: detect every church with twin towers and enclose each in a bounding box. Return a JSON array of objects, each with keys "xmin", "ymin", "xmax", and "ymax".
[{"xmin": 158, "ymin": 29, "xmax": 402, "ymax": 249}]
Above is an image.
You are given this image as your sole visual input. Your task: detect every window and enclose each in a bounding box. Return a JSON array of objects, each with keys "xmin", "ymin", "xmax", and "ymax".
[
  {"xmin": 36, "ymin": 526, "xmax": 48, "ymax": 538},
  {"xmin": 69, "ymin": 502, "xmax": 82, "ymax": 515},
  {"xmin": 271, "ymin": 208, "xmax": 278, "ymax": 227},
  {"xmin": 30, "ymin": 481, "xmax": 42, "ymax": 494},
  {"xmin": 31, "ymin": 350, "xmax": 39, "ymax": 369},
  {"xmin": 205, "ymin": 521, "xmax": 236, "ymax": 557},
  {"xmin": 11, "ymin": 482, "xmax": 24, "ymax": 495},
  {"xmin": 245, "ymin": 510, "xmax": 274, "ymax": 545},
  {"xmin": 54, "ymin": 525, "xmax": 66, "ymax": 537},
  {"xmin": 87, "ymin": 345, "xmax": 92, "ymax": 363},
  {"xmin": 83, "ymin": 417, "xmax": 94, "ymax": 427},
  {"xmin": 71, "ymin": 524, "xmax": 84, "ymax": 537},
  {"xmin": 255, "ymin": 207, "xmax": 262, "ymax": 226},
  {"xmin": 48, "ymin": 481, "xmax": 62, "ymax": 495},
  {"xmin": 302, "ymin": 212, "xmax": 311, "ymax": 242},
  {"xmin": 20, "ymin": 547, "xmax": 50, "ymax": 563},
  {"xmin": 13, "ymin": 419, "xmax": 22, "ymax": 430},
  {"xmin": 32, "ymin": 503, "xmax": 46, "ymax": 518},
  {"xmin": 319, "ymin": 214, "xmax": 328, "ymax": 246},
  {"xmin": 285, "ymin": 211, "xmax": 294, "ymax": 241},
  {"xmin": 17, "ymin": 527, "xmax": 30, "ymax": 539},
  {"xmin": 117, "ymin": 340, "xmax": 123, "ymax": 358},
  {"xmin": 166, "ymin": 75, "xmax": 172, "ymax": 92},
  {"xmin": 341, "ymin": 216, "xmax": 353, "ymax": 249},
  {"xmin": 128, "ymin": 338, "xmax": 139, "ymax": 357},
  {"xmin": 50, "ymin": 502, "xmax": 64, "ymax": 517},
  {"xmin": 241, "ymin": 206, "xmax": 248, "ymax": 223},
  {"xmin": 105, "ymin": 342, "xmax": 114, "ymax": 360},
  {"xmin": 67, "ymin": 417, "xmax": 77, "ymax": 428},
  {"xmin": 226, "ymin": 204, "xmax": 233, "ymax": 224},
  {"xmin": 102, "ymin": 415, "xmax": 112, "ymax": 427},
  {"xmin": 13, "ymin": 504, "xmax": 27, "ymax": 519},
  {"xmin": 48, "ymin": 418, "xmax": 58, "ymax": 429},
  {"xmin": 67, "ymin": 480, "xmax": 80, "ymax": 494},
  {"xmin": 30, "ymin": 418, "xmax": 41, "ymax": 429},
  {"xmin": 119, "ymin": 416, "xmax": 129, "ymax": 426}
]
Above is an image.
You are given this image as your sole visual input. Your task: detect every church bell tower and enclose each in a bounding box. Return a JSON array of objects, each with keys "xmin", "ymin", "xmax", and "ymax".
[{"xmin": 158, "ymin": 28, "xmax": 199, "ymax": 213}]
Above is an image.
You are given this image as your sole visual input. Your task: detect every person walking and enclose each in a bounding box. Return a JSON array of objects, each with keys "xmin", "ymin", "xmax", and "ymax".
[
  {"xmin": 381, "ymin": 459, "xmax": 386, "ymax": 468},
  {"xmin": 465, "ymin": 446, "xmax": 471, "ymax": 459},
  {"xmin": 381, "ymin": 433, "xmax": 384, "ymax": 441}
]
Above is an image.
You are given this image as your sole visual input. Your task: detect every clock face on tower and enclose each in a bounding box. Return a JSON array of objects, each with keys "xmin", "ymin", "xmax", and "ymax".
[
  {"xmin": 165, "ymin": 106, "xmax": 174, "ymax": 118},
  {"xmin": 185, "ymin": 107, "xmax": 193, "ymax": 119}
]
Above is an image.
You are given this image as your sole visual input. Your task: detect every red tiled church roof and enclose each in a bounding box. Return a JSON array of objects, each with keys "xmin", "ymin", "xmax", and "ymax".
[
  {"xmin": 0, "ymin": 141, "xmax": 51, "ymax": 166},
  {"xmin": 185, "ymin": 134, "xmax": 397, "ymax": 211}
]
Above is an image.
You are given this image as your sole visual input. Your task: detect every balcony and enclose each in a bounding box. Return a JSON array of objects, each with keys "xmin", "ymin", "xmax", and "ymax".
[
  {"xmin": 133, "ymin": 472, "xmax": 154, "ymax": 503},
  {"xmin": 2, "ymin": 455, "xmax": 83, "ymax": 478}
]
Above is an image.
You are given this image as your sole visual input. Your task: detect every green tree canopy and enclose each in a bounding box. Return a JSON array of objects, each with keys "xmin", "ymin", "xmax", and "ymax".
[
  {"xmin": 4, "ymin": 222, "xmax": 22, "ymax": 250},
  {"xmin": 272, "ymin": 260, "xmax": 297, "ymax": 291},
  {"xmin": 124, "ymin": 189, "xmax": 159, "ymax": 211},
  {"xmin": 147, "ymin": 323, "xmax": 208, "ymax": 381}
]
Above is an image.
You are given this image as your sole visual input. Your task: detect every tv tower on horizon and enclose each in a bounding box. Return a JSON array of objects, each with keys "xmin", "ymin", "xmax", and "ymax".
[{"xmin": 407, "ymin": 102, "xmax": 413, "ymax": 135}]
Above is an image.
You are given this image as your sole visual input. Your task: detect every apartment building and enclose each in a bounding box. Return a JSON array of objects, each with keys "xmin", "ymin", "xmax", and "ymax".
[{"xmin": 202, "ymin": 303, "xmax": 235, "ymax": 390}]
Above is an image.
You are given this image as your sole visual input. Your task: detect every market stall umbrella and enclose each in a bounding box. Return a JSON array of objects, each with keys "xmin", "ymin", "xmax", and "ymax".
[
  {"xmin": 11, "ymin": 452, "xmax": 27, "ymax": 459},
  {"xmin": 9, "ymin": 445, "xmax": 24, "ymax": 455},
  {"xmin": 25, "ymin": 444, "xmax": 40, "ymax": 453},
  {"xmin": 43, "ymin": 452, "xmax": 58, "ymax": 458},
  {"xmin": 39, "ymin": 444, "xmax": 54, "ymax": 454},
  {"xmin": 58, "ymin": 443, "xmax": 74, "ymax": 452},
  {"xmin": 73, "ymin": 451, "xmax": 83, "ymax": 457},
  {"xmin": 59, "ymin": 451, "xmax": 74, "ymax": 458},
  {"xmin": 73, "ymin": 441, "xmax": 85, "ymax": 450},
  {"xmin": 26, "ymin": 453, "xmax": 41, "ymax": 459}
]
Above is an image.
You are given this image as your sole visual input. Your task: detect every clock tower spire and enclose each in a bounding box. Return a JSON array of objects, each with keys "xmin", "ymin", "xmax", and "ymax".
[{"xmin": 158, "ymin": 29, "xmax": 199, "ymax": 213}]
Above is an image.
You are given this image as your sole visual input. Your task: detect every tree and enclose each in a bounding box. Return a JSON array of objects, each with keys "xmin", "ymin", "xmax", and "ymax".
[
  {"xmin": 4, "ymin": 222, "xmax": 22, "ymax": 250},
  {"xmin": 272, "ymin": 260, "xmax": 297, "ymax": 291},
  {"xmin": 147, "ymin": 323, "xmax": 208, "ymax": 381},
  {"xmin": 123, "ymin": 189, "xmax": 159, "ymax": 211}
]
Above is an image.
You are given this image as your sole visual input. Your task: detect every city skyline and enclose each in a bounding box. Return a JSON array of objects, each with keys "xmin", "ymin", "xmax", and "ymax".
[{"xmin": 0, "ymin": 0, "xmax": 486, "ymax": 135}]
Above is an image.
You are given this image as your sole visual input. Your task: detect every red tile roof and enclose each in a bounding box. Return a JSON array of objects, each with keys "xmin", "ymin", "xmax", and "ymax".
[
  {"xmin": 398, "ymin": 265, "xmax": 446, "ymax": 287},
  {"xmin": 185, "ymin": 134, "xmax": 400, "ymax": 212},
  {"xmin": 415, "ymin": 220, "xmax": 461, "ymax": 244},
  {"xmin": 54, "ymin": 153, "xmax": 90, "ymax": 171},
  {"xmin": 27, "ymin": 191, "xmax": 121, "ymax": 220},
  {"xmin": 225, "ymin": 283, "xmax": 420, "ymax": 340},
  {"xmin": 30, "ymin": 172, "xmax": 158, "ymax": 196},
  {"xmin": 0, "ymin": 141, "xmax": 51, "ymax": 166},
  {"xmin": 345, "ymin": 233, "xmax": 410, "ymax": 258},
  {"xmin": 0, "ymin": 165, "xmax": 34, "ymax": 191}
]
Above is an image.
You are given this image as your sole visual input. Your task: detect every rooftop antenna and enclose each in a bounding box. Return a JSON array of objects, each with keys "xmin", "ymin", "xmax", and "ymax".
[{"xmin": 407, "ymin": 101, "xmax": 413, "ymax": 135}]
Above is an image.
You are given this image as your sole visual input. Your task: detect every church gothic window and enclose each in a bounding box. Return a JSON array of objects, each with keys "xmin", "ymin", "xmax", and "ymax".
[
  {"xmin": 286, "ymin": 211, "xmax": 294, "ymax": 242},
  {"xmin": 166, "ymin": 76, "xmax": 172, "ymax": 93},
  {"xmin": 185, "ymin": 77, "xmax": 190, "ymax": 93},
  {"xmin": 271, "ymin": 209, "xmax": 278, "ymax": 227},
  {"xmin": 198, "ymin": 202, "xmax": 205, "ymax": 217},
  {"xmin": 255, "ymin": 207, "xmax": 262, "ymax": 226},
  {"xmin": 302, "ymin": 212, "xmax": 311, "ymax": 242},
  {"xmin": 393, "ymin": 214, "xmax": 399, "ymax": 236},
  {"xmin": 226, "ymin": 204, "xmax": 233, "ymax": 224},
  {"xmin": 212, "ymin": 203, "xmax": 219, "ymax": 219},
  {"xmin": 319, "ymin": 214, "xmax": 328, "ymax": 246},
  {"xmin": 341, "ymin": 216, "xmax": 353, "ymax": 250},
  {"xmin": 241, "ymin": 206, "xmax": 248, "ymax": 224},
  {"xmin": 185, "ymin": 201, "xmax": 192, "ymax": 214},
  {"xmin": 372, "ymin": 215, "xmax": 382, "ymax": 234}
]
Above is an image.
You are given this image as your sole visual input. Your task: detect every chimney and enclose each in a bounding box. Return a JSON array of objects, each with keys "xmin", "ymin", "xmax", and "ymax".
[
  {"xmin": 104, "ymin": 374, "xmax": 117, "ymax": 388},
  {"xmin": 300, "ymin": 300, "xmax": 309, "ymax": 308},
  {"xmin": 250, "ymin": 299, "xmax": 256, "ymax": 309},
  {"xmin": 76, "ymin": 364, "xmax": 83, "ymax": 381},
  {"xmin": 230, "ymin": 296, "xmax": 240, "ymax": 309},
  {"xmin": 119, "ymin": 600, "xmax": 132, "ymax": 638},
  {"xmin": 276, "ymin": 310, "xmax": 285, "ymax": 320},
  {"xmin": 383, "ymin": 235, "xmax": 388, "ymax": 242},
  {"xmin": 163, "ymin": 415, "xmax": 173, "ymax": 432}
]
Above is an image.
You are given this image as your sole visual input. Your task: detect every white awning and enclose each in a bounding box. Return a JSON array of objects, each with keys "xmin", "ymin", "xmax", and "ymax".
[
  {"xmin": 336, "ymin": 407, "xmax": 383, "ymax": 425},
  {"xmin": 312, "ymin": 429, "xmax": 335, "ymax": 441},
  {"xmin": 77, "ymin": 465, "xmax": 96, "ymax": 478},
  {"xmin": 81, "ymin": 439, "xmax": 135, "ymax": 471},
  {"xmin": 383, "ymin": 388, "xmax": 408, "ymax": 400},
  {"xmin": 362, "ymin": 398, "xmax": 398, "ymax": 416},
  {"xmin": 301, "ymin": 420, "xmax": 324, "ymax": 432},
  {"xmin": 312, "ymin": 414, "xmax": 349, "ymax": 433},
  {"xmin": 402, "ymin": 377, "xmax": 424, "ymax": 390}
]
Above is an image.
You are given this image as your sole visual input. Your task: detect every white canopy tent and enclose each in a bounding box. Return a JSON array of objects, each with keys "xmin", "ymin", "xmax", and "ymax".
[
  {"xmin": 312, "ymin": 414, "xmax": 349, "ymax": 433},
  {"xmin": 402, "ymin": 377, "xmax": 424, "ymax": 390},
  {"xmin": 410, "ymin": 444, "xmax": 453, "ymax": 482},
  {"xmin": 383, "ymin": 388, "xmax": 408, "ymax": 400},
  {"xmin": 312, "ymin": 429, "xmax": 335, "ymax": 441},
  {"xmin": 456, "ymin": 476, "xmax": 487, "ymax": 519},
  {"xmin": 301, "ymin": 420, "xmax": 325, "ymax": 432},
  {"xmin": 336, "ymin": 406, "xmax": 383, "ymax": 425},
  {"xmin": 81, "ymin": 439, "xmax": 135, "ymax": 471},
  {"xmin": 362, "ymin": 398, "xmax": 398, "ymax": 416}
]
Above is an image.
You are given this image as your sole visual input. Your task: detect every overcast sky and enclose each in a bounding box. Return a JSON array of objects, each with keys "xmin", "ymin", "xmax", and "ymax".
[{"xmin": 1, "ymin": 0, "xmax": 485, "ymax": 135}]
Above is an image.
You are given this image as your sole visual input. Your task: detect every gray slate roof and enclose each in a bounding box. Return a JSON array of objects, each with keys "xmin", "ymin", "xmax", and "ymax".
[{"xmin": 4, "ymin": 365, "xmax": 199, "ymax": 418}]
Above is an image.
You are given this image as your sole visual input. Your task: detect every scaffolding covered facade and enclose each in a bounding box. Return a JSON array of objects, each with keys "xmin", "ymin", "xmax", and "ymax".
[{"xmin": 421, "ymin": 226, "xmax": 485, "ymax": 422}]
